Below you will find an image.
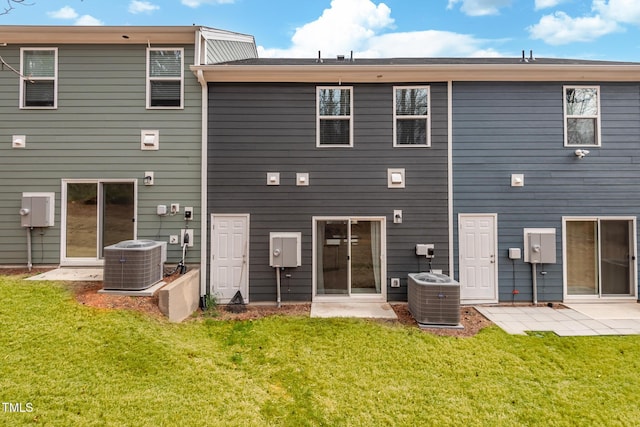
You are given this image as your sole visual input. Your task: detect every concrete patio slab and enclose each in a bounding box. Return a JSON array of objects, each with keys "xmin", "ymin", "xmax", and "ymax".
[
  {"xmin": 310, "ymin": 302, "xmax": 398, "ymax": 319},
  {"xmin": 26, "ymin": 268, "xmax": 103, "ymax": 281},
  {"xmin": 565, "ymin": 303, "xmax": 640, "ymax": 320},
  {"xmin": 475, "ymin": 305, "xmax": 640, "ymax": 336}
]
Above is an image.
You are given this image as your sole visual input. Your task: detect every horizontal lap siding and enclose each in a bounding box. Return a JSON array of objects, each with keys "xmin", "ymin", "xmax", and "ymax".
[
  {"xmin": 209, "ymin": 83, "xmax": 449, "ymax": 302},
  {"xmin": 0, "ymin": 45, "xmax": 202, "ymax": 266},
  {"xmin": 453, "ymin": 82, "xmax": 640, "ymax": 302}
]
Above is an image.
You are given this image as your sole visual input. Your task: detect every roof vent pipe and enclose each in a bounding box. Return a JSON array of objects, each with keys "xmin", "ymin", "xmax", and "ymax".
[
  {"xmin": 317, "ymin": 50, "xmax": 322, "ymax": 63},
  {"xmin": 350, "ymin": 50, "xmax": 354, "ymax": 62},
  {"xmin": 529, "ymin": 50, "xmax": 535, "ymax": 61},
  {"xmin": 520, "ymin": 50, "xmax": 528, "ymax": 63}
]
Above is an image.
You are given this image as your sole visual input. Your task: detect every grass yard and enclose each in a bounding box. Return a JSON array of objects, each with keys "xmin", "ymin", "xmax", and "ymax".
[{"xmin": 1, "ymin": 275, "xmax": 640, "ymax": 426}]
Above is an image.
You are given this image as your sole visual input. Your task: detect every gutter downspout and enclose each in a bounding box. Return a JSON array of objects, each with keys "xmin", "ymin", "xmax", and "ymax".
[
  {"xmin": 447, "ymin": 80, "xmax": 454, "ymax": 277},
  {"xmin": 197, "ymin": 68, "xmax": 208, "ymax": 299}
]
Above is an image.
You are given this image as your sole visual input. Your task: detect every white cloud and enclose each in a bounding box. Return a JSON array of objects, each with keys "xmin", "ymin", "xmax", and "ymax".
[
  {"xmin": 447, "ymin": 0, "xmax": 511, "ymax": 16},
  {"xmin": 75, "ymin": 15, "xmax": 104, "ymax": 26},
  {"xmin": 529, "ymin": 11, "xmax": 619, "ymax": 45},
  {"xmin": 181, "ymin": 0, "xmax": 235, "ymax": 7},
  {"xmin": 47, "ymin": 6, "xmax": 79, "ymax": 20},
  {"xmin": 593, "ymin": 0, "xmax": 640, "ymax": 25},
  {"xmin": 534, "ymin": 0, "xmax": 565, "ymax": 10},
  {"xmin": 258, "ymin": 0, "xmax": 501, "ymax": 58},
  {"xmin": 286, "ymin": 0, "xmax": 393, "ymax": 55},
  {"xmin": 358, "ymin": 31, "xmax": 502, "ymax": 58},
  {"xmin": 129, "ymin": 1, "xmax": 160, "ymax": 14}
]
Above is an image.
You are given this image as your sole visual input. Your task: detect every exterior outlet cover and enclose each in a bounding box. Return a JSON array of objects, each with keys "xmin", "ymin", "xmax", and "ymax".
[
  {"xmin": 393, "ymin": 209, "xmax": 402, "ymax": 224},
  {"xmin": 144, "ymin": 171, "xmax": 154, "ymax": 186},
  {"xmin": 181, "ymin": 229, "xmax": 194, "ymax": 247},
  {"xmin": 184, "ymin": 206, "xmax": 193, "ymax": 221},
  {"xmin": 391, "ymin": 278, "xmax": 400, "ymax": 288}
]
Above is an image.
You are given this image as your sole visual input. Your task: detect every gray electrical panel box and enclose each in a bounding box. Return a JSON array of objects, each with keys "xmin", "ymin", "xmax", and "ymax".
[
  {"xmin": 20, "ymin": 193, "xmax": 54, "ymax": 228},
  {"xmin": 269, "ymin": 232, "xmax": 301, "ymax": 267},
  {"xmin": 524, "ymin": 229, "xmax": 556, "ymax": 264}
]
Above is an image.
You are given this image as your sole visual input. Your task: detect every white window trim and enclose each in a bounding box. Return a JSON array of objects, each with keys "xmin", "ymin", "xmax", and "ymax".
[
  {"xmin": 562, "ymin": 216, "xmax": 637, "ymax": 302},
  {"xmin": 393, "ymin": 85, "xmax": 431, "ymax": 147},
  {"xmin": 316, "ymin": 86, "xmax": 354, "ymax": 148},
  {"xmin": 20, "ymin": 47, "xmax": 58, "ymax": 110},
  {"xmin": 563, "ymin": 85, "xmax": 601, "ymax": 147},
  {"xmin": 146, "ymin": 47, "xmax": 184, "ymax": 110}
]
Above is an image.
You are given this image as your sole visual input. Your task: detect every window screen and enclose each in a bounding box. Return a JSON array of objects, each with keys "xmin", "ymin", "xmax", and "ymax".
[
  {"xmin": 564, "ymin": 86, "xmax": 600, "ymax": 146},
  {"xmin": 317, "ymin": 87, "xmax": 352, "ymax": 146},
  {"xmin": 147, "ymin": 49, "xmax": 183, "ymax": 108},
  {"xmin": 394, "ymin": 87, "xmax": 430, "ymax": 146},
  {"xmin": 21, "ymin": 49, "xmax": 56, "ymax": 108}
]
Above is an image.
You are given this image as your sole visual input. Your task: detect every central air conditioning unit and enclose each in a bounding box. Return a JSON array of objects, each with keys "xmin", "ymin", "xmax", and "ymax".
[
  {"xmin": 103, "ymin": 240, "xmax": 166, "ymax": 290},
  {"xmin": 408, "ymin": 272, "xmax": 460, "ymax": 326}
]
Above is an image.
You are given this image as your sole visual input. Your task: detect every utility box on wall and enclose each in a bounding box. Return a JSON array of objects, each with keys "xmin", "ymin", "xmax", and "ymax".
[
  {"xmin": 524, "ymin": 228, "xmax": 556, "ymax": 264},
  {"xmin": 269, "ymin": 232, "xmax": 301, "ymax": 267},
  {"xmin": 20, "ymin": 193, "xmax": 55, "ymax": 228}
]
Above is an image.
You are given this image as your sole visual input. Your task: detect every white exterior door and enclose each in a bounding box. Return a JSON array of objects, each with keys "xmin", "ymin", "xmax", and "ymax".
[
  {"xmin": 459, "ymin": 214, "xmax": 498, "ymax": 303},
  {"xmin": 211, "ymin": 214, "xmax": 249, "ymax": 303}
]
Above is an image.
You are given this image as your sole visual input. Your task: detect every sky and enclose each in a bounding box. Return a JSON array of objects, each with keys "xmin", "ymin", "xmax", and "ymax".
[{"xmin": 2, "ymin": 0, "xmax": 640, "ymax": 61}]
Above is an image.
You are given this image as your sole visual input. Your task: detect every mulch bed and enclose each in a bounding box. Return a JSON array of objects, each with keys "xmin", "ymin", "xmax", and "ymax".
[{"xmin": 1, "ymin": 267, "xmax": 494, "ymax": 337}]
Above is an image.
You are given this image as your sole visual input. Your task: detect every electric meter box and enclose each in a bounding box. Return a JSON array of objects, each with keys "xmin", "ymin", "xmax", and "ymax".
[
  {"xmin": 20, "ymin": 193, "xmax": 54, "ymax": 228},
  {"xmin": 523, "ymin": 228, "xmax": 556, "ymax": 264},
  {"xmin": 269, "ymin": 232, "xmax": 301, "ymax": 267}
]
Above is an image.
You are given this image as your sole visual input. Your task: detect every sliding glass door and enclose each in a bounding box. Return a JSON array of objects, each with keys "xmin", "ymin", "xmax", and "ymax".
[
  {"xmin": 315, "ymin": 217, "xmax": 385, "ymax": 300},
  {"xmin": 62, "ymin": 180, "xmax": 136, "ymax": 265},
  {"xmin": 565, "ymin": 218, "xmax": 636, "ymax": 299}
]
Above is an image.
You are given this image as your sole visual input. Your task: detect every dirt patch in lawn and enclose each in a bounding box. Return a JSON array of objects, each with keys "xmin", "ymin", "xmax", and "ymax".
[{"xmin": 2, "ymin": 268, "xmax": 493, "ymax": 336}]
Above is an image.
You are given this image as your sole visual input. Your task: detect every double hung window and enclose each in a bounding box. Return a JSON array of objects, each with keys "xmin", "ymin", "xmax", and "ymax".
[
  {"xmin": 317, "ymin": 87, "xmax": 353, "ymax": 147},
  {"xmin": 147, "ymin": 48, "xmax": 184, "ymax": 109},
  {"xmin": 564, "ymin": 86, "xmax": 600, "ymax": 146},
  {"xmin": 20, "ymin": 48, "xmax": 57, "ymax": 109},
  {"xmin": 394, "ymin": 86, "xmax": 430, "ymax": 147}
]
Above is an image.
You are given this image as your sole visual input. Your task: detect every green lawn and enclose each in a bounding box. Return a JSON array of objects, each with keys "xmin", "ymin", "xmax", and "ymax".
[{"xmin": 1, "ymin": 276, "xmax": 640, "ymax": 426}]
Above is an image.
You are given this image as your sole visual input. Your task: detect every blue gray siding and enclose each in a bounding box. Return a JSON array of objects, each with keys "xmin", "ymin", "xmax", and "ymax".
[
  {"xmin": 0, "ymin": 44, "xmax": 202, "ymax": 266},
  {"xmin": 452, "ymin": 82, "xmax": 640, "ymax": 301},
  {"xmin": 208, "ymin": 82, "xmax": 450, "ymax": 302}
]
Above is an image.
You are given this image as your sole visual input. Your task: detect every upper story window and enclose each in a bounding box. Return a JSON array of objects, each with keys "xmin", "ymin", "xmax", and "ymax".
[
  {"xmin": 394, "ymin": 86, "xmax": 430, "ymax": 147},
  {"xmin": 564, "ymin": 86, "xmax": 601, "ymax": 146},
  {"xmin": 317, "ymin": 86, "xmax": 353, "ymax": 147},
  {"xmin": 20, "ymin": 48, "xmax": 57, "ymax": 109},
  {"xmin": 147, "ymin": 48, "xmax": 184, "ymax": 109}
]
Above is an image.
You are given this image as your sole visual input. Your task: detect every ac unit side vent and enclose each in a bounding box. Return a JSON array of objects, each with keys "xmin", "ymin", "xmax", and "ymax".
[{"xmin": 103, "ymin": 240, "xmax": 165, "ymax": 290}]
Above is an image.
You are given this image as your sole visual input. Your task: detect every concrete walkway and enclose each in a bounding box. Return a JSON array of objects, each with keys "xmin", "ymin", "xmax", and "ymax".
[
  {"xmin": 476, "ymin": 303, "xmax": 640, "ymax": 336},
  {"xmin": 27, "ymin": 268, "xmax": 103, "ymax": 281},
  {"xmin": 310, "ymin": 302, "xmax": 398, "ymax": 319}
]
